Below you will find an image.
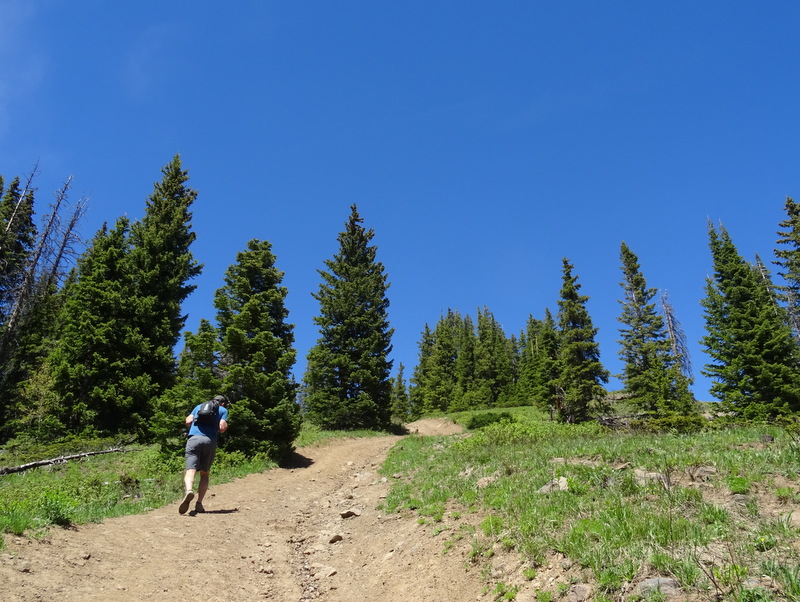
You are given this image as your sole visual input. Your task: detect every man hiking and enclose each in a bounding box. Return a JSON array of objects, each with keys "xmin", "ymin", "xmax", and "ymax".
[{"xmin": 179, "ymin": 395, "xmax": 229, "ymax": 514}]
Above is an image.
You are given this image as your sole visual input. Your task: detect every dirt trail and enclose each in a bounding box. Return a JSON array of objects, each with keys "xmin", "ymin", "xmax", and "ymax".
[{"xmin": 0, "ymin": 419, "xmax": 487, "ymax": 601}]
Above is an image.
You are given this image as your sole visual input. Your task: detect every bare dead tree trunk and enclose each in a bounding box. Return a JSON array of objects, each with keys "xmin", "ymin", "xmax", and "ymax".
[{"xmin": 661, "ymin": 290, "xmax": 692, "ymax": 379}]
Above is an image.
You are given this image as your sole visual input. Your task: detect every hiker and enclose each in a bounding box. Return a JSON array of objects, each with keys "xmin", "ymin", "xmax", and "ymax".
[{"xmin": 179, "ymin": 395, "xmax": 229, "ymax": 514}]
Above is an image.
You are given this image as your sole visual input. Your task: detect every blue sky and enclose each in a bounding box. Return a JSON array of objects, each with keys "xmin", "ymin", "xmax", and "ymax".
[{"xmin": 1, "ymin": 1, "xmax": 799, "ymax": 400}]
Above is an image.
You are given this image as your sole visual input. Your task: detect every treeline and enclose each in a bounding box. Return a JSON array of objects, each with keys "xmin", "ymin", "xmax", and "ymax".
[
  {"xmin": 1, "ymin": 156, "xmax": 799, "ymax": 459},
  {"xmin": 399, "ymin": 202, "xmax": 800, "ymax": 428},
  {"xmin": 0, "ymin": 159, "xmax": 395, "ymax": 460}
]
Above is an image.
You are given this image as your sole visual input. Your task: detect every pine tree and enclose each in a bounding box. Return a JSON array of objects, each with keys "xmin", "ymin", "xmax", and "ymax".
[
  {"xmin": 129, "ymin": 155, "xmax": 201, "ymax": 396},
  {"xmin": 555, "ymin": 258, "xmax": 609, "ymax": 422},
  {"xmin": 214, "ymin": 239, "xmax": 300, "ymax": 459},
  {"xmin": 701, "ymin": 223, "xmax": 800, "ymax": 418},
  {"xmin": 617, "ymin": 242, "xmax": 695, "ymax": 417},
  {"xmin": 409, "ymin": 323, "xmax": 434, "ymax": 417},
  {"xmin": 517, "ymin": 309, "xmax": 560, "ymax": 408},
  {"xmin": 774, "ymin": 196, "xmax": 800, "ymax": 341},
  {"xmin": 47, "ymin": 218, "xmax": 156, "ymax": 436},
  {"xmin": 304, "ymin": 205, "xmax": 394, "ymax": 429},
  {"xmin": 389, "ymin": 362, "xmax": 411, "ymax": 422},
  {"xmin": 155, "ymin": 240, "xmax": 300, "ymax": 459},
  {"xmin": 0, "ymin": 177, "xmax": 36, "ymax": 325},
  {"xmin": 472, "ymin": 307, "xmax": 513, "ymax": 407}
]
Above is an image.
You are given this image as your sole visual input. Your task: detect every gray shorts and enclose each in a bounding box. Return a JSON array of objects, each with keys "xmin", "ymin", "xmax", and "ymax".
[{"xmin": 185, "ymin": 435, "xmax": 217, "ymax": 472}]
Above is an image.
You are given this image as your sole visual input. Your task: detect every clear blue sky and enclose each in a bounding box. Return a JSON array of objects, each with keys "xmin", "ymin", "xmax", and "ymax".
[{"xmin": 1, "ymin": 1, "xmax": 799, "ymax": 400}]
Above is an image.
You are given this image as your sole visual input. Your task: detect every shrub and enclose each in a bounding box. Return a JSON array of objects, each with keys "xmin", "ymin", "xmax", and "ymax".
[{"xmin": 466, "ymin": 412, "xmax": 515, "ymax": 430}]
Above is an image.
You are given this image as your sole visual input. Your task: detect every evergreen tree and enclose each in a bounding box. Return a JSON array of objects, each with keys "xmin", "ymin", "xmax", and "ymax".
[
  {"xmin": 304, "ymin": 205, "xmax": 394, "ymax": 429},
  {"xmin": 155, "ymin": 240, "xmax": 300, "ymax": 459},
  {"xmin": 389, "ymin": 362, "xmax": 411, "ymax": 422},
  {"xmin": 472, "ymin": 307, "xmax": 513, "ymax": 407},
  {"xmin": 517, "ymin": 309, "xmax": 560, "ymax": 408},
  {"xmin": 617, "ymin": 242, "xmax": 695, "ymax": 416},
  {"xmin": 701, "ymin": 223, "xmax": 800, "ymax": 418},
  {"xmin": 409, "ymin": 323, "xmax": 434, "ymax": 418},
  {"xmin": 214, "ymin": 239, "xmax": 300, "ymax": 459},
  {"xmin": 774, "ymin": 196, "xmax": 800, "ymax": 341},
  {"xmin": 47, "ymin": 218, "xmax": 156, "ymax": 436},
  {"xmin": 0, "ymin": 177, "xmax": 36, "ymax": 325},
  {"xmin": 555, "ymin": 258, "xmax": 609, "ymax": 422},
  {"xmin": 452, "ymin": 312, "xmax": 476, "ymax": 409},
  {"xmin": 129, "ymin": 155, "xmax": 202, "ymax": 396},
  {"xmin": 424, "ymin": 309, "xmax": 465, "ymax": 412}
]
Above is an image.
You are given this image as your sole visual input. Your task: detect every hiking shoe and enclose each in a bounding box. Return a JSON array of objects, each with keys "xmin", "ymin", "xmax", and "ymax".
[
  {"xmin": 194, "ymin": 502, "xmax": 205, "ymax": 513},
  {"xmin": 178, "ymin": 491, "xmax": 194, "ymax": 515}
]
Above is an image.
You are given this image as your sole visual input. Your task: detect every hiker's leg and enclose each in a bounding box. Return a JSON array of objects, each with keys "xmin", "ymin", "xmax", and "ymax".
[
  {"xmin": 184, "ymin": 468, "xmax": 197, "ymax": 493},
  {"xmin": 196, "ymin": 470, "xmax": 210, "ymax": 503}
]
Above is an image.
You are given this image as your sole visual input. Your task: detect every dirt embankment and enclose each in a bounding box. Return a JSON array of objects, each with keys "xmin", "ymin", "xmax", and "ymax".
[{"xmin": 0, "ymin": 419, "xmax": 487, "ymax": 602}]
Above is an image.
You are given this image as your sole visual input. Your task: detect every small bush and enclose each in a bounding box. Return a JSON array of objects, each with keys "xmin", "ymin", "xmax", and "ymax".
[{"xmin": 467, "ymin": 412, "xmax": 515, "ymax": 430}]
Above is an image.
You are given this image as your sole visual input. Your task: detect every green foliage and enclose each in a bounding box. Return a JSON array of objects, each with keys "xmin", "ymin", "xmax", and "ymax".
[
  {"xmin": 701, "ymin": 223, "xmax": 800, "ymax": 418},
  {"xmin": 410, "ymin": 307, "xmax": 518, "ymax": 415},
  {"xmin": 616, "ymin": 242, "xmax": 697, "ymax": 418},
  {"xmin": 0, "ymin": 437, "xmax": 278, "ymax": 537},
  {"xmin": 555, "ymin": 258, "xmax": 609, "ymax": 422},
  {"xmin": 304, "ymin": 205, "xmax": 394, "ymax": 430},
  {"xmin": 382, "ymin": 408, "xmax": 800, "ymax": 599},
  {"xmin": 466, "ymin": 411, "xmax": 515, "ymax": 430},
  {"xmin": 163, "ymin": 239, "xmax": 301, "ymax": 461},
  {"xmin": 390, "ymin": 362, "xmax": 412, "ymax": 422},
  {"xmin": 516, "ymin": 309, "xmax": 560, "ymax": 409},
  {"xmin": 633, "ymin": 414, "xmax": 707, "ymax": 434}
]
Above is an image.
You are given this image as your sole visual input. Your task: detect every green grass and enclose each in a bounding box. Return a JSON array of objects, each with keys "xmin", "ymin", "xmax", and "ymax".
[
  {"xmin": 0, "ymin": 437, "xmax": 279, "ymax": 538},
  {"xmin": 379, "ymin": 409, "xmax": 800, "ymax": 599}
]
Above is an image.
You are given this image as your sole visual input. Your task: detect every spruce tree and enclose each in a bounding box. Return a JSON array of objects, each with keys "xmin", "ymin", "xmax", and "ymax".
[
  {"xmin": 555, "ymin": 258, "xmax": 609, "ymax": 422},
  {"xmin": 129, "ymin": 155, "xmax": 201, "ymax": 395},
  {"xmin": 389, "ymin": 362, "xmax": 411, "ymax": 422},
  {"xmin": 774, "ymin": 196, "xmax": 800, "ymax": 340},
  {"xmin": 517, "ymin": 309, "xmax": 560, "ymax": 408},
  {"xmin": 0, "ymin": 177, "xmax": 36, "ymax": 325},
  {"xmin": 617, "ymin": 242, "xmax": 695, "ymax": 417},
  {"xmin": 214, "ymin": 239, "xmax": 300, "ymax": 459},
  {"xmin": 155, "ymin": 240, "xmax": 300, "ymax": 459},
  {"xmin": 701, "ymin": 223, "xmax": 800, "ymax": 418},
  {"xmin": 409, "ymin": 323, "xmax": 434, "ymax": 417},
  {"xmin": 304, "ymin": 205, "xmax": 394, "ymax": 429},
  {"xmin": 472, "ymin": 307, "xmax": 513, "ymax": 407},
  {"xmin": 48, "ymin": 218, "xmax": 156, "ymax": 435}
]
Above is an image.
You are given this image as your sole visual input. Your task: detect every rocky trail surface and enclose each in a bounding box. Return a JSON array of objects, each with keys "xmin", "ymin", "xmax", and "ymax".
[{"xmin": 0, "ymin": 419, "xmax": 489, "ymax": 602}]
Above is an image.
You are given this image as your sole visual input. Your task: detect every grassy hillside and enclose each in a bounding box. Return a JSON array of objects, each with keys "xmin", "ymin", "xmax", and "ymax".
[
  {"xmin": 381, "ymin": 408, "xmax": 800, "ymax": 601},
  {"xmin": 1, "ymin": 410, "xmax": 799, "ymax": 600}
]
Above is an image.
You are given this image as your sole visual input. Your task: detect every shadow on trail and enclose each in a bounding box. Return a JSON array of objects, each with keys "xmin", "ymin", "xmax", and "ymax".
[
  {"xmin": 281, "ymin": 451, "xmax": 314, "ymax": 469},
  {"xmin": 189, "ymin": 508, "xmax": 239, "ymax": 516}
]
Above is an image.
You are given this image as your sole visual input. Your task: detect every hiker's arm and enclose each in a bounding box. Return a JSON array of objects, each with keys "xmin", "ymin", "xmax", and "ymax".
[
  {"xmin": 219, "ymin": 419, "xmax": 228, "ymax": 434},
  {"xmin": 185, "ymin": 414, "xmax": 194, "ymax": 427}
]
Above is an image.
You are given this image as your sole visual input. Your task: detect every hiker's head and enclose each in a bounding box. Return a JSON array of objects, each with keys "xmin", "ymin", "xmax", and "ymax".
[{"xmin": 213, "ymin": 395, "xmax": 228, "ymax": 407}]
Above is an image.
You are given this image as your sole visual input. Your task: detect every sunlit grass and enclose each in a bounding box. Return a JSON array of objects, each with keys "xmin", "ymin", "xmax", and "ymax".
[{"xmin": 380, "ymin": 408, "xmax": 800, "ymax": 598}]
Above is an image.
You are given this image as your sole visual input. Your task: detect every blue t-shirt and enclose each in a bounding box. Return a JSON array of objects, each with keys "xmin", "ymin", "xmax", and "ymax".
[{"xmin": 188, "ymin": 403, "xmax": 229, "ymax": 440}]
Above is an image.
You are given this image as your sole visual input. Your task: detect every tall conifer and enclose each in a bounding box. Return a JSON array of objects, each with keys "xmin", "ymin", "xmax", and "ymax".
[
  {"xmin": 617, "ymin": 242, "xmax": 695, "ymax": 416},
  {"xmin": 774, "ymin": 196, "xmax": 800, "ymax": 340},
  {"xmin": 129, "ymin": 155, "xmax": 201, "ymax": 395},
  {"xmin": 701, "ymin": 223, "xmax": 800, "ymax": 418},
  {"xmin": 214, "ymin": 239, "xmax": 300, "ymax": 458},
  {"xmin": 555, "ymin": 258, "xmax": 609, "ymax": 422},
  {"xmin": 304, "ymin": 205, "xmax": 394, "ymax": 429}
]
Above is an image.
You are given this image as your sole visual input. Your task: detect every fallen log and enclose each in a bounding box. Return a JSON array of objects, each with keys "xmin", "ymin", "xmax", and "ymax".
[{"xmin": 0, "ymin": 447, "xmax": 134, "ymax": 476}]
